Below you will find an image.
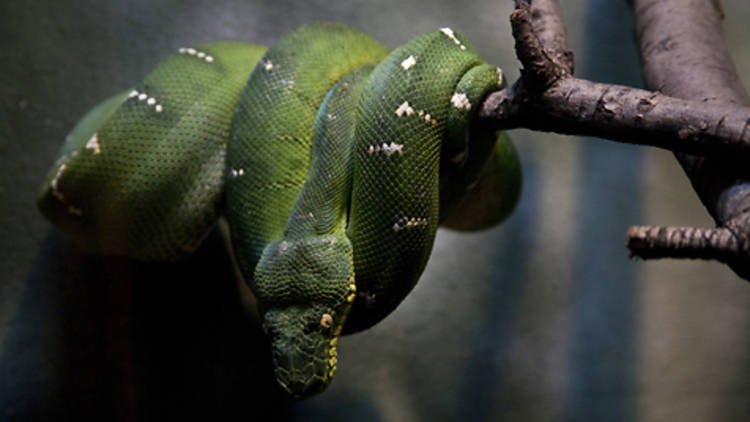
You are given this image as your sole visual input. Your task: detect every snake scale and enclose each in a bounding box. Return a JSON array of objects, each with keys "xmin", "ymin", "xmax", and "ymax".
[{"xmin": 37, "ymin": 23, "xmax": 521, "ymax": 398}]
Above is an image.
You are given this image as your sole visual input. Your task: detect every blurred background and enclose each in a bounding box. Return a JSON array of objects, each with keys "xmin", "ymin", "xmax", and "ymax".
[{"xmin": 1, "ymin": 0, "xmax": 749, "ymax": 420}]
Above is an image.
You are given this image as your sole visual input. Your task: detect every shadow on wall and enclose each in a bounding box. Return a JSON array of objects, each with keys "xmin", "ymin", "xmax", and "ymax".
[
  {"xmin": 0, "ymin": 228, "xmax": 304, "ymax": 420},
  {"xmin": 448, "ymin": 157, "xmax": 542, "ymax": 421}
]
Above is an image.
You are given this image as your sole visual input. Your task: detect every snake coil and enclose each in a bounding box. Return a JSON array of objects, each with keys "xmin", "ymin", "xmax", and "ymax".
[{"xmin": 38, "ymin": 23, "xmax": 521, "ymax": 398}]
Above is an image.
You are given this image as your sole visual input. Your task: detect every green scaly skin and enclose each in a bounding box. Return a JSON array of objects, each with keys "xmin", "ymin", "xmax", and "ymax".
[
  {"xmin": 253, "ymin": 66, "xmax": 376, "ymax": 397},
  {"xmin": 345, "ymin": 29, "xmax": 512, "ymax": 332},
  {"xmin": 38, "ymin": 42, "xmax": 267, "ymax": 260},
  {"xmin": 37, "ymin": 23, "xmax": 521, "ymax": 399}
]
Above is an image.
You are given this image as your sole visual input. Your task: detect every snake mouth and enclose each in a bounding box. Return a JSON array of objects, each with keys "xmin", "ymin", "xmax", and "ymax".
[
  {"xmin": 274, "ymin": 361, "xmax": 330, "ymax": 399},
  {"xmin": 263, "ymin": 306, "xmax": 341, "ymax": 399},
  {"xmin": 269, "ymin": 334, "xmax": 337, "ymax": 399}
]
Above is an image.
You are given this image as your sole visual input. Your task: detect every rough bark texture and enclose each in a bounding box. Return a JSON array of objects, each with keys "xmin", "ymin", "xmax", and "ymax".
[
  {"xmin": 480, "ymin": 0, "xmax": 750, "ymax": 279},
  {"xmin": 482, "ymin": 77, "xmax": 750, "ymax": 158},
  {"xmin": 509, "ymin": 0, "xmax": 573, "ymax": 89},
  {"xmin": 631, "ymin": 0, "xmax": 750, "ymax": 277},
  {"xmin": 483, "ymin": 0, "xmax": 750, "ymax": 159},
  {"xmin": 627, "ymin": 225, "xmax": 742, "ymax": 261}
]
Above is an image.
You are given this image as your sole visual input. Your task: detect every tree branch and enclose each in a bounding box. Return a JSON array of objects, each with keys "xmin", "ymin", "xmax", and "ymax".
[
  {"xmin": 483, "ymin": 0, "xmax": 750, "ymax": 161},
  {"xmin": 509, "ymin": 0, "xmax": 572, "ymax": 89},
  {"xmin": 482, "ymin": 77, "xmax": 750, "ymax": 159},
  {"xmin": 629, "ymin": 0, "xmax": 750, "ymax": 278},
  {"xmin": 627, "ymin": 225, "xmax": 747, "ymax": 262},
  {"xmin": 480, "ymin": 0, "xmax": 750, "ymax": 279}
]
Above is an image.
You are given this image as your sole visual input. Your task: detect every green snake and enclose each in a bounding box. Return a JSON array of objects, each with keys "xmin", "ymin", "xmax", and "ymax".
[{"xmin": 37, "ymin": 23, "xmax": 521, "ymax": 398}]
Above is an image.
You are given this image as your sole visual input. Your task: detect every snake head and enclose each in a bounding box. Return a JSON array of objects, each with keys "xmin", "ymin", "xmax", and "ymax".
[
  {"xmin": 253, "ymin": 234, "xmax": 356, "ymax": 398},
  {"xmin": 262, "ymin": 304, "xmax": 346, "ymax": 398}
]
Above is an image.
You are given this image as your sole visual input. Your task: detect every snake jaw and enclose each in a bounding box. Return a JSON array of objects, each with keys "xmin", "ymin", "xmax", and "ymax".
[
  {"xmin": 263, "ymin": 305, "xmax": 344, "ymax": 398},
  {"xmin": 252, "ymin": 233, "xmax": 356, "ymax": 397}
]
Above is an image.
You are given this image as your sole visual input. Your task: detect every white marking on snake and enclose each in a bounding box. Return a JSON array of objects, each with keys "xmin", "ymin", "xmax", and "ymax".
[
  {"xmin": 440, "ymin": 27, "xmax": 467, "ymax": 50},
  {"xmin": 132, "ymin": 91, "xmax": 163, "ymax": 112},
  {"xmin": 394, "ymin": 102, "xmax": 434, "ymax": 124},
  {"xmin": 401, "ymin": 55, "xmax": 417, "ymax": 70},
  {"xmin": 368, "ymin": 142, "xmax": 403, "ymax": 156},
  {"xmin": 392, "ymin": 216, "xmax": 428, "ymax": 231},
  {"xmin": 450, "ymin": 93, "xmax": 472, "ymax": 111},
  {"xmin": 179, "ymin": 47, "xmax": 214, "ymax": 63},
  {"xmin": 51, "ymin": 164, "xmax": 67, "ymax": 201},
  {"xmin": 395, "ymin": 101, "xmax": 415, "ymax": 117},
  {"xmin": 384, "ymin": 142, "xmax": 403, "ymax": 156},
  {"xmin": 49, "ymin": 162, "xmax": 84, "ymax": 216},
  {"xmin": 85, "ymin": 133, "xmax": 101, "ymax": 154}
]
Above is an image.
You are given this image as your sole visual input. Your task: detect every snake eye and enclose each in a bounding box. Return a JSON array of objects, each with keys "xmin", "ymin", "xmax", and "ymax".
[{"xmin": 320, "ymin": 313, "xmax": 333, "ymax": 329}]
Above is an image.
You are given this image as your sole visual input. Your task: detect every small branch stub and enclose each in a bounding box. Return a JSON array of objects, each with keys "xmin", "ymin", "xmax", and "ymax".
[{"xmin": 510, "ymin": 0, "xmax": 573, "ymax": 89}]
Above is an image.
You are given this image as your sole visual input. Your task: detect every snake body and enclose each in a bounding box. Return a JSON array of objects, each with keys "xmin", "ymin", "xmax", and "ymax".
[{"xmin": 38, "ymin": 23, "xmax": 521, "ymax": 398}]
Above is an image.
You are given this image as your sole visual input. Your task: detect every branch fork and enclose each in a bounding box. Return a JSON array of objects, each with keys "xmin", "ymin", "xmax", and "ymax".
[{"xmin": 482, "ymin": 0, "xmax": 750, "ymax": 279}]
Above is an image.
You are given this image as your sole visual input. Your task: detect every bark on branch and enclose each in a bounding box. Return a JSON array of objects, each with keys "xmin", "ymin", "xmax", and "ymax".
[
  {"xmin": 481, "ymin": 0, "xmax": 750, "ymax": 279},
  {"xmin": 482, "ymin": 77, "xmax": 750, "ymax": 160},
  {"xmin": 630, "ymin": 0, "xmax": 750, "ymax": 278},
  {"xmin": 482, "ymin": 0, "xmax": 750, "ymax": 161},
  {"xmin": 508, "ymin": 0, "xmax": 573, "ymax": 89}
]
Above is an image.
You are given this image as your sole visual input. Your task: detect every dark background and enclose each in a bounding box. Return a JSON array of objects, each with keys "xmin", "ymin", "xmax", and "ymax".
[{"xmin": 1, "ymin": 0, "xmax": 749, "ymax": 420}]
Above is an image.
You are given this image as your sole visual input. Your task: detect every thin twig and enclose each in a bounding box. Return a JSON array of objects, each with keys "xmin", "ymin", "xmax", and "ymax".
[{"xmin": 627, "ymin": 225, "xmax": 745, "ymax": 261}]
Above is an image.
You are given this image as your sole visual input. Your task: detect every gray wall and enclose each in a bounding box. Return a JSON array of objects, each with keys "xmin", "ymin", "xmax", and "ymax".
[{"xmin": 1, "ymin": 0, "xmax": 749, "ymax": 420}]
